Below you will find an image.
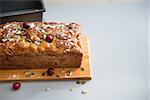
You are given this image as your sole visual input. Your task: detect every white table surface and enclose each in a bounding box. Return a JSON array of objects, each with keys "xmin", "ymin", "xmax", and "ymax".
[{"xmin": 0, "ymin": 1, "xmax": 149, "ymax": 100}]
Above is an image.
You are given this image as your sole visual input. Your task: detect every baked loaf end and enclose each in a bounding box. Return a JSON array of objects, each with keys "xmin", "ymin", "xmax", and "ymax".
[{"xmin": 0, "ymin": 22, "xmax": 83, "ymax": 69}]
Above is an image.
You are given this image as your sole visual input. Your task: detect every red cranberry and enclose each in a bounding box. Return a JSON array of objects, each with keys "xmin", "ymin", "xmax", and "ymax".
[
  {"xmin": 23, "ymin": 22, "xmax": 30, "ymax": 29},
  {"xmin": 12, "ymin": 82, "xmax": 21, "ymax": 90},
  {"xmin": 47, "ymin": 68, "xmax": 55, "ymax": 76},
  {"xmin": 45, "ymin": 34, "xmax": 53, "ymax": 43}
]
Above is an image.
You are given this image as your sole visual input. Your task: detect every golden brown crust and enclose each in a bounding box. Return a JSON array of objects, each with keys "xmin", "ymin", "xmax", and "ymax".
[
  {"xmin": 0, "ymin": 22, "xmax": 82, "ymax": 56},
  {"xmin": 0, "ymin": 22, "xmax": 83, "ymax": 68}
]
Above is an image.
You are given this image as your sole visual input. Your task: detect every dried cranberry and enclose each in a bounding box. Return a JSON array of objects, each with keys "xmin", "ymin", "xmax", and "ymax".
[
  {"xmin": 47, "ymin": 68, "xmax": 55, "ymax": 76},
  {"xmin": 23, "ymin": 22, "xmax": 30, "ymax": 29},
  {"xmin": 45, "ymin": 34, "xmax": 53, "ymax": 43},
  {"xmin": 12, "ymin": 82, "xmax": 21, "ymax": 90}
]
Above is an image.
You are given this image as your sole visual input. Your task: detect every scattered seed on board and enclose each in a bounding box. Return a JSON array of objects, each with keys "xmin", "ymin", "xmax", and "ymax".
[
  {"xmin": 81, "ymin": 67, "xmax": 85, "ymax": 71},
  {"xmin": 24, "ymin": 70, "xmax": 34, "ymax": 78},
  {"xmin": 67, "ymin": 70, "xmax": 73, "ymax": 76}
]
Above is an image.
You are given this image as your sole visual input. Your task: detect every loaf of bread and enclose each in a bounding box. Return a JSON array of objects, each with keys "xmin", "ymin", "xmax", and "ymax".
[{"xmin": 0, "ymin": 22, "xmax": 83, "ymax": 69}]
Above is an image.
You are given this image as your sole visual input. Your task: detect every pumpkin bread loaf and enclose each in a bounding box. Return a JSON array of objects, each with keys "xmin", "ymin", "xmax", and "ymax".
[{"xmin": 0, "ymin": 22, "xmax": 83, "ymax": 69}]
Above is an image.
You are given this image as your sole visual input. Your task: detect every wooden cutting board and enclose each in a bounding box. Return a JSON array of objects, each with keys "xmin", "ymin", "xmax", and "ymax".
[{"xmin": 0, "ymin": 35, "xmax": 91, "ymax": 81}]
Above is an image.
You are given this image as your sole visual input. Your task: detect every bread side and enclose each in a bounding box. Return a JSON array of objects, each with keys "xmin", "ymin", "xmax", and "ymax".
[{"xmin": 0, "ymin": 22, "xmax": 83, "ymax": 69}]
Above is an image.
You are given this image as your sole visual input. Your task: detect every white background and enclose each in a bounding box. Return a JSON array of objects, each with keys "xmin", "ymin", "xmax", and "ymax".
[{"xmin": 0, "ymin": 0, "xmax": 150, "ymax": 100}]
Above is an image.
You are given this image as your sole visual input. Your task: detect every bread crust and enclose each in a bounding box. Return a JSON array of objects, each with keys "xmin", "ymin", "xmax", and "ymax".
[{"xmin": 0, "ymin": 22, "xmax": 83, "ymax": 69}]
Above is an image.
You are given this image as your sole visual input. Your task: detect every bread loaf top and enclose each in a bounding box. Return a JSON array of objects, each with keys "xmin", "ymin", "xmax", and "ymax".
[{"xmin": 0, "ymin": 22, "xmax": 82, "ymax": 56}]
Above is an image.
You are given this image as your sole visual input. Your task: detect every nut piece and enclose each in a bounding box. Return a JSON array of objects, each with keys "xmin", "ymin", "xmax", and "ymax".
[
  {"xmin": 67, "ymin": 70, "xmax": 73, "ymax": 76},
  {"xmin": 24, "ymin": 70, "xmax": 34, "ymax": 78},
  {"xmin": 81, "ymin": 90, "xmax": 88, "ymax": 94}
]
